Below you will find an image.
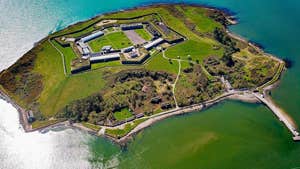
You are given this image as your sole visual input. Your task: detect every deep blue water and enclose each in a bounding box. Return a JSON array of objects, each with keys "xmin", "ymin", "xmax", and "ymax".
[{"xmin": 0, "ymin": 0, "xmax": 300, "ymax": 168}]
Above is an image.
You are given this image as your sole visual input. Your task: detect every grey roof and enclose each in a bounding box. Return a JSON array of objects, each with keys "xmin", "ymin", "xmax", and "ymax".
[
  {"xmin": 81, "ymin": 31, "xmax": 104, "ymax": 43},
  {"xmin": 90, "ymin": 53, "xmax": 120, "ymax": 62},
  {"xmin": 144, "ymin": 38, "xmax": 164, "ymax": 50}
]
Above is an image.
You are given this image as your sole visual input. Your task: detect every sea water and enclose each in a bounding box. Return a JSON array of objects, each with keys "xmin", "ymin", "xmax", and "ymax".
[{"xmin": 0, "ymin": 0, "xmax": 300, "ymax": 168}]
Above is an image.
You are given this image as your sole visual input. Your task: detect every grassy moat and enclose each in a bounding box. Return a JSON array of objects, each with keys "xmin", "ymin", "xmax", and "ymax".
[{"xmin": 0, "ymin": 4, "xmax": 283, "ymax": 139}]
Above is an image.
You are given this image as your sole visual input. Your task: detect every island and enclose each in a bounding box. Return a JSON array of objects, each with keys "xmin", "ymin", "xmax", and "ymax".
[{"xmin": 0, "ymin": 4, "xmax": 299, "ymax": 144}]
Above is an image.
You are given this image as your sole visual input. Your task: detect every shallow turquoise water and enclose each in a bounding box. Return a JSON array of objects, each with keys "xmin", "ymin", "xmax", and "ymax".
[{"xmin": 0, "ymin": 0, "xmax": 300, "ymax": 168}]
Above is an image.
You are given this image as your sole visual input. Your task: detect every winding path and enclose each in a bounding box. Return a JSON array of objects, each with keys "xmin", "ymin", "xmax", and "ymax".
[{"xmin": 162, "ymin": 50, "xmax": 182, "ymax": 108}]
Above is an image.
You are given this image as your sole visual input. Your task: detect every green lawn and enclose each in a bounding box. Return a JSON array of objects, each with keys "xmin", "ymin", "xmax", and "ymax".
[
  {"xmin": 52, "ymin": 40, "xmax": 77, "ymax": 74},
  {"xmin": 135, "ymin": 28, "xmax": 152, "ymax": 41},
  {"xmin": 82, "ymin": 122, "xmax": 102, "ymax": 131},
  {"xmin": 32, "ymin": 119, "xmax": 63, "ymax": 129},
  {"xmin": 113, "ymin": 108, "xmax": 133, "ymax": 121},
  {"xmin": 88, "ymin": 31, "xmax": 133, "ymax": 52},
  {"xmin": 106, "ymin": 118, "xmax": 147, "ymax": 138},
  {"xmin": 33, "ymin": 41, "xmax": 107, "ymax": 117},
  {"xmin": 91, "ymin": 60, "xmax": 123, "ymax": 70},
  {"xmin": 145, "ymin": 53, "xmax": 179, "ymax": 75},
  {"xmin": 40, "ymin": 70, "xmax": 107, "ymax": 117},
  {"xmin": 176, "ymin": 6, "xmax": 222, "ymax": 33},
  {"xmin": 165, "ymin": 40, "xmax": 223, "ymax": 62}
]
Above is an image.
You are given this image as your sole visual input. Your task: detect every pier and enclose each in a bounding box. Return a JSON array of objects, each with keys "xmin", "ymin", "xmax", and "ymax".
[{"xmin": 254, "ymin": 93, "xmax": 300, "ymax": 141}]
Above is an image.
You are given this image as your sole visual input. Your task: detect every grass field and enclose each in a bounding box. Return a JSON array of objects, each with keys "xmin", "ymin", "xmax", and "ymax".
[
  {"xmin": 82, "ymin": 122, "xmax": 102, "ymax": 131},
  {"xmin": 33, "ymin": 41, "xmax": 107, "ymax": 117},
  {"xmin": 31, "ymin": 119, "xmax": 63, "ymax": 129},
  {"xmin": 113, "ymin": 108, "xmax": 133, "ymax": 121},
  {"xmin": 176, "ymin": 6, "xmax": 222, "ymax": 33},
  {"xmin": 135, "ymin": 28, "xmax": 152, "ymax": 41},
  {"xmin": 165, "ymin": 40, "xmax": 223, "ymax": 62},
  {"xmin": 88, "ymin": 31, "xmax": 132, "ymax": 52},
  {"xmin": 145, "ymin": 52, "xmax": 179, "ymax": 74},
  {"xmin": 52, "ymin": 40, "xmax": 76, "ymax": 74},
  {"xmin": 91, "ymin": 60, "xmax": 122, "ymax": 70},
  {"xmin": 105, "ymin": 118, "xmax": 147, "ymax": 138}
]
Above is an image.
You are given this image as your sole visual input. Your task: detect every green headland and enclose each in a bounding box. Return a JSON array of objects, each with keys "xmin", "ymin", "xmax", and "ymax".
[{"xmin": 0, "ymin": 4, "xmax": 293, "ymax": 142}]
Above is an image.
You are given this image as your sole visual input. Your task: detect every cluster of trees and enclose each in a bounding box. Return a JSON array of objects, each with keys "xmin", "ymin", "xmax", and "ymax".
[
  {"xmin": 0, "ymin": 48, "xmax": 40, "ymax": 96},
  {"xmin": 115, "ymin": 70, "xmax": 173, "ymax": 83},
  {"xmin": 207, "ymin": 10, "xmax": 230, "ymax": 26},
  {"xmin": 177, "ymin": 65, "xmax": 223, "ymax": 107},
  {"xmin": 204, "ymin": 55, "xmax": 277, "ymax": 89},
  {"xmin": 56, "ymin": 94, "xmax": 107, "ymax": 124},
  {"xmin": 213, "ymin": 28, "xmax": 239, "ymax": 67},
  {"xmin": 57, "ymin": 70, "xmax": 175, "ymax": 125},
  {"xmin": 283, "ymin": 58, "xmax": 293, "ymax": 68}
]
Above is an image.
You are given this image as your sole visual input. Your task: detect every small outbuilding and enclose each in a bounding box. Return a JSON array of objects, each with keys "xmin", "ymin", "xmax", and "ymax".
[
  {"xmin": 161, "ymin": 102, "xmax": 172, "ymax": 109},
  {"xmin": 90, "ymin": 53, "xmax": 120, "ymax": 63},
  {"xmin": 122, "ymin": 46, "xmax": 134, "ymax": 53},
  {"xmin": 27, "ymin": 111, "xmax": 35, "ymax": 123},
  {"xmin": 121, "ymin": 23, "xmax": 143, "ymax": 30},
  {"xmin": 144, "ymin": 38, "xmax": 164, "ymax": 50},
  {"xmin": 151, "ymin": 97, "xmax": 162, "ymax": 104},
  {"xmin": 101, "ymin": 45, "xmax": 112, "ymax": 52},
  {"xmin": 129, "ymin": 50, "xmax": 139, "ymax": 58},
  {"xmin": 80, "ymin": 31, "xmax": 104, "ymax": 43}
]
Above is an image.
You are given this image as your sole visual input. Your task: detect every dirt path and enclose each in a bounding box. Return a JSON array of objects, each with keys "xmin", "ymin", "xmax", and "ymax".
[{"xmin": 162, "ymin": 50, "xmax": 182, "ymax": 108}]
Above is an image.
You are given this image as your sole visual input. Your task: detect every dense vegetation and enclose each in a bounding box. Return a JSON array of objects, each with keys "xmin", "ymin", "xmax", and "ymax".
[
  {"xmin": 56, "ymin": 70, "xmax": 174, "ymax": 125},
  {"xmin": 213, "ymin": 27, "xmax": 239, "ymax": 67},
  {"xmin": 176, "ymin": 64, "xmax": 224, "ymax": 107}
]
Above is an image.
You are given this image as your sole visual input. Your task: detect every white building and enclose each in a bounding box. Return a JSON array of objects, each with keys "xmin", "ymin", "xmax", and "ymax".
[
  {"xmin": 144, "ymin": 38, "xmax": 164, "ymax": 50},
  {"xmin": 90, "ymin": 53, "xmax": 120, "ymax": 63},
  {"xmin": 122, "ymin": 46, "xmax": 134, "ymax": 53},
  {"xmin": 80, "ymin": 31, "xmax": 104, "ymax": 43},
  {"xmin": 101, "ymin": 45, "xmax": 112, "ymax": 52}
]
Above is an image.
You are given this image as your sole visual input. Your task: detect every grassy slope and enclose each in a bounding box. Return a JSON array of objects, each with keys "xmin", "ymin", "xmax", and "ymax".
[
  {"xmin": 177, "ymin": 6, "xmax": 222, "ymax": 33},
  {"xmin": 52, "ymin": 40, "xmax": 76, "ymax": 74},
  {"xmin": 91, "ymin": 60, "xmax": 122, "ymax": 70},
  {"xmin": 33, "ymin": 41, "xmax": 107, "ymax": 117},
  {"xmin": 82, "ymin": 122, "xmax": 101, "ymax": 131},
  {"xmin": 135, "ymin": 28, "xmax": 152, "ymax": 41},
  {"xmin": 145, "ymin": 53, "xmax": 179, "ymax": 74},
  {"xmin": 113, "ymin": 108, "xmax": 133, "ymax": 121},
  {"xmin": 165, "ymin": 40, "xmax": 223, "ymax": 62}
]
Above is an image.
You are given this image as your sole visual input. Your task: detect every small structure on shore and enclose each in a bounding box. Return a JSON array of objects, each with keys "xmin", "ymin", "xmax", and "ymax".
[
  {"xmin": 27, "ymin": 111, "xmax": 35, "ymax": 123},
  {"xmin": 161, "ymin": 102, "xmax": 172, "ymax": 109}
]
